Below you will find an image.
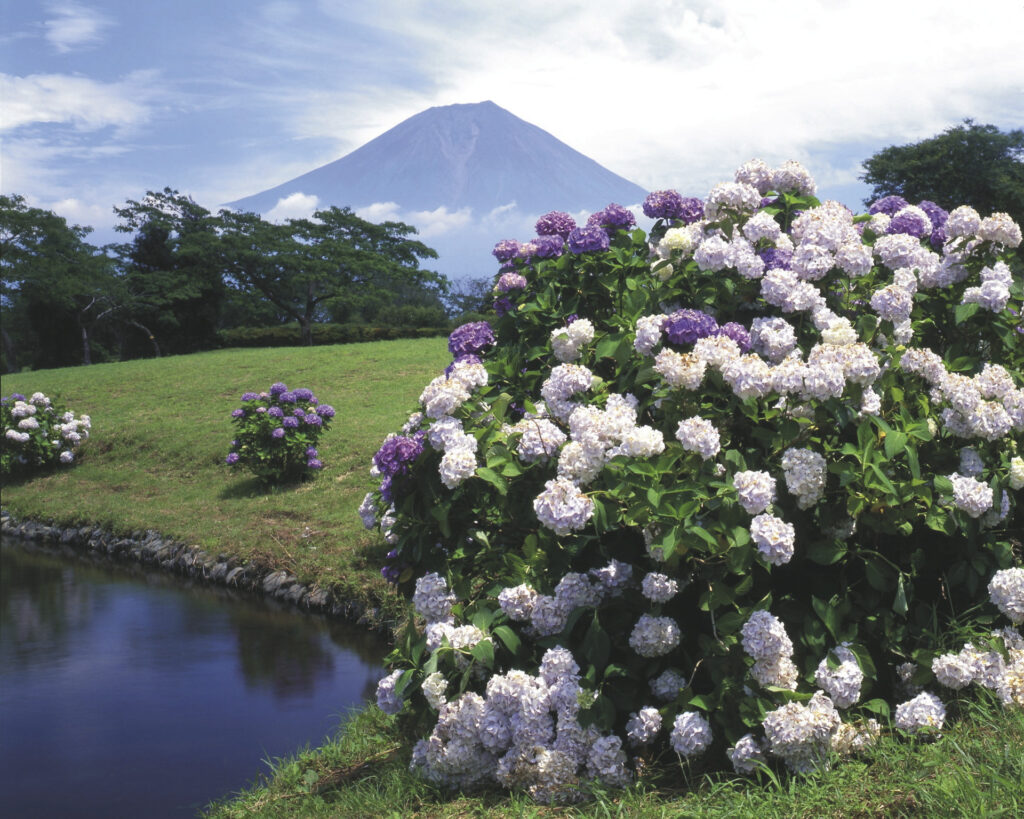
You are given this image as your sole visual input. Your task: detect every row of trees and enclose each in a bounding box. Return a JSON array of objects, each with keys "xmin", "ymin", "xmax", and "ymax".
[{"xmin": 1, "ymin": 191, "xmax": 475, "ymax": 371}]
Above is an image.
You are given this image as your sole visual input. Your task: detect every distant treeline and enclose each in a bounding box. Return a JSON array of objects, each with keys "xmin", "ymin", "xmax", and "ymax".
[{"xmin": 1, "ymin": 188, "xmax": 494, "ymax": 372}]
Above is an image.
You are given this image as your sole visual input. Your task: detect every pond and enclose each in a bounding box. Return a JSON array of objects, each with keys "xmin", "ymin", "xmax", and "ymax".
[{"xmin": 0, "ymin": 535, "xmax": 387, "ymax": 817}]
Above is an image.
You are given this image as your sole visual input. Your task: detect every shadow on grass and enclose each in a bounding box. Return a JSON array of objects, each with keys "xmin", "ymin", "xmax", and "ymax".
[{"xmin": 218, "ymin": 476, "xmax": 306, "ymax": 499}]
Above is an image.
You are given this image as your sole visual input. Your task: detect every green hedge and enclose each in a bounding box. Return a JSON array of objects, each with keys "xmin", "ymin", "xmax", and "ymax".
[{"xmin": 218, "ymin": 323, "xmax": 449, "ymax": 348}]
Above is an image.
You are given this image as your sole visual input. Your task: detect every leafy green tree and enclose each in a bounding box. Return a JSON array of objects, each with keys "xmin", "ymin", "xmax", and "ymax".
[
  {"xmin": 112, "ymin": 188, "xmax": 226, "ymax": 356},
  {"xmin": 1, "ymin": 194, "xmax": 118, "ymax": 369},
  {"xmin": 861, "ymin": 120, "xmax": 1024, "ymax": 226},
  {"xmin": 217, "ymin": 207, "xmax": 445, "ymax": 345}
]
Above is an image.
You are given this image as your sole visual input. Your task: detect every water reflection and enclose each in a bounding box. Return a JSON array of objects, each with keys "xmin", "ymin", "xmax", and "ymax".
[{"xmin": 0, "ymin": 536, "xmax": 386, "ymax": 818}]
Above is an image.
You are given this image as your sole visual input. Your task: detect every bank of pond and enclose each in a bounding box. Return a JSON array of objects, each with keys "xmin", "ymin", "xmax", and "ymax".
[{"xmin": 0, "ymin": 535, "xmax": 386, "ymax": 818}]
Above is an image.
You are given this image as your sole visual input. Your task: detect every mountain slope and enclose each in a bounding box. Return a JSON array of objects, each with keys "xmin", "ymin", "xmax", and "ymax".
[{"xmin": 228, "ymin": 101, "xmax": 647, "ymax": 216}]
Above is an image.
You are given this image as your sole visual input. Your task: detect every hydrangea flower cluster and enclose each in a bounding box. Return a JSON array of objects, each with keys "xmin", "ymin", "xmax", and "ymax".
[
  {"xmin": 1, "ymin": 392, "xmax": 91, "ymax": 476},
  {"xmin": 225, "ymin": 382, "xmax": 333, "ymax": 483},
  {"xmin": 363, "ymin": 160, "xmax": 1023, "ymax": 800}
]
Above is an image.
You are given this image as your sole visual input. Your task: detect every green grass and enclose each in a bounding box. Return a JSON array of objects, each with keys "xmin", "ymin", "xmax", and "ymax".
[
  {"xmin": 1, "ymin": 339, "xmax": 450, "ymax": 626},
  {"xmin": 5, "ymin": 341, "xmax": 1023, "ymax": 817},
  {"xmin": 203, "ymin": 693, "xmax": 1024, "ymax": 818}
]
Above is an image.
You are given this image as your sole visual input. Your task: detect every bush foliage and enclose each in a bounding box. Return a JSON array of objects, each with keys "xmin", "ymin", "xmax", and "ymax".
[
  {"xmin": 360, "ymin": 161, "xmax": 1023, "ymax": 800},
  {"xmin": 1, "ymin": 391, "xmax": 91, "ymax": 478}
]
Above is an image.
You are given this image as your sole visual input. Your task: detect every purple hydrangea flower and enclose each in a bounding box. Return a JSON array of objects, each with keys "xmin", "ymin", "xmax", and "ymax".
[
  {"xmin": 445, "ymin": 353, "xmax": 482, "ymax": 376},
  {"xmin": 293, "ymin": 388, "xmax": 314, "ymax": 401},
  {"xmin": 664, "ymin": 308, "xmax": 719, "ymax": 345},
  {"xmin": 272, "ymin": 428, "xmax": 285, "ymax": 439},
  {"xmin": 316, "ymin": 404, "xmax": 335, "ymax": 418},
  {"xmin": 304, "ymin": 413, "xmax": 322, "ymax": 426},
  {"xmin": 225, "ymin": 452, "xmax": 240, "ymax": 465},
  {"xmin": 240, "ymin": 392, "xmax": 259, "ymax": 401},
  {"xmin": 492, "ymin": 239, "xmax": 522, "ymax": 262},
  {"xmin": 759, "ymin": 247, "xmax": 793, "ymax": 270},
  {"xmin": 11, "ymin": 393, "xmax": 26, "ymax": 401},
  {"xmin": 282, "ymin": 416, "xmax": 299, "ymax": 428},
  {"xmin": 643, "ymin": 189, "xmax": 686, "ymax": 220},
  {"xmin": 587, "ymin": 203, "xmax": 636, "ymax": 232},
  {"xmin": 496, "ymin": 272, "xmax": 528, "ymax": 292},
  {"xmin": 307, "ymin": 458, "xmax": 323, "ymax": 470},
  {"xmin": 379, "ymin": 475, "xmax": 393, "ymax": 503},
  {"xmin": 929, "ymin": 226, "xmax": 948, "ymax": 251},
  {"xmin": 678, "ymin": 197, "xmax": 705, "ymax": 224},
  {"xmin": 535, "ymin": 211, "xmax": 577, "ymax": 238},
  {"xmin": 530, "ymin": 234, "xmax": 565, "ymax": 258},
  {"xmin": 278, "ymin": 391, "xmax": 295, "ymax": 403},
  {"xmin": 567, "ymin": 225, "xmax": 610, "ymax": 254},
  {"xmin": 293, "ymin": 408, "xmax": 306, "ymax": 417},
  {"xmin": 869, "ymin": 195, "xmax": 909, "ymax": 216},
  {"xmin": 494, "ymin": 297, "xmax": 513, "ymax": 317},
  {"xmin": 448, "ymin": 321, "xmax": 495, "ymax": 356},
  {"xmin": 918, "ymin": 200, "xmax": 948, "ymax": 228},
  {"xmin": 717, "ymin": 321, "xmax": 751, "ymax": 352},
  {"xmin": 306, "ymin": 447, "xmax": 318, "ymax": 457},
  {"xmin": 888, "ymin": 210, "xmax": 930, "ymax": 238},
  {"xmin": 373, "ymin": 434, "xmax": 424, "ymax": 478},
  {"xmin": 268, "ymin": 406, "xmax": 284, "ymax": 418},
  {"xmin": 231, "ymin": 408, "xmax": 245, "ymax": 418},
  {"xmin": 269, "ymin": 382, "xmax": 288, "ymax": 397}
]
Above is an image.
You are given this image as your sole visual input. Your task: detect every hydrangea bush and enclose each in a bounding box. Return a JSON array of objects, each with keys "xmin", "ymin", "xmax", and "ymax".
[
  {"xmin": 362, "ymin": 160, "xmax": 1023, "ymax": 801},
  {"xmin": 1, "ymin": 392, "xmax": 91, "ymax": 478},
  {"xmin": 225, "ymin": 383, "xmax": 334, "ymax": 483}
]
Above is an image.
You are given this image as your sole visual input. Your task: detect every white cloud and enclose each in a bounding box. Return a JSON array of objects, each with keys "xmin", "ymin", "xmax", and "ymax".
[
  {"xmin": 265, "ymin": 192, "xmax": 320, "ymax": 222},
  {"xmin": 0, "ymin": 72, "xmax": 155, "ymax": 132},
  {"xmin": 406, "ymin": 206, "xmax": 473, "ymax": 238},
  {"xmin": 354, "ymin": 201, "xmax": 403, "ymax": 223},
  {"xmin": 48, "ymin": 197, "xmax": 110, "ymax": 231},
  {"xmin": 44, "ymin": 2, "xmax": 112, "ymax": 53}
]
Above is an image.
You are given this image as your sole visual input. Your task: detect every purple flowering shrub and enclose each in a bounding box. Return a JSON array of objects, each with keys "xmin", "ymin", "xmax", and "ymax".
[
  {"xmin": 1, "ymin": 392, "xmax": 91, "ymax": 478},
  {"xmin": 361, "ymin": 162, "xmax": 1023, "ymax": 800},
  {"xmin": 226, "ymin": 383, "xmax": 334, "ymax": 483}
]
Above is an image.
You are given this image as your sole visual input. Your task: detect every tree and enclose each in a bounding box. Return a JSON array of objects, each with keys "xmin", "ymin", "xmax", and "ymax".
[
  {"xmin": 1, "ymin": 194, "xmax": 118, "ymax": 370},
  {"xmin": 112, "ymin": 188, "xmax": 225, "ymax": 356},
  {"xmin": 217, "ymin": 206, "xmax": 445, "ymax": 345},
  {"xmin": 860, "ymin": 120, "xmax": 1024, "ymax": 227}
]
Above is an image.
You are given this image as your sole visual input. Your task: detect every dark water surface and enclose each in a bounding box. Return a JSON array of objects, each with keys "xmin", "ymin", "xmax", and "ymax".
[{"xmin": 0, "ymin": 536, "xmax": 386, "ymax": 818}]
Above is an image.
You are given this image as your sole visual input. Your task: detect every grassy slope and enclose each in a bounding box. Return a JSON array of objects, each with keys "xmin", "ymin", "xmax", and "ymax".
[
  {"xmin": 1, "ymin": 339, "xmax": 449, "ymax": 625},
  {"xmin": 4, "ymin": 340, "xmax": 1023, "ymax": 816}
]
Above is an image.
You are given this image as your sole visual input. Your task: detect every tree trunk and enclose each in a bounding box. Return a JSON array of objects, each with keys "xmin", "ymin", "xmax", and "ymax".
[
  {"xmin": 128, "ymin": 320, "xmax": 161, "ymax": 357},
  {"xmin": 81, "ymin": 324, "xmax": 92, "ymax": 365},
  {"xmin": 299, "ymin": 316, "xmax": 313, "ymax": 346},
  {"xmin": 1, "ymin": 326, "xmax": 18, "ymax": 373}
]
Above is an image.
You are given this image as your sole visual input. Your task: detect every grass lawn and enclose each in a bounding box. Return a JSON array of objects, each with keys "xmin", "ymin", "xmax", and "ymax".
[{"xmin": 1, "ymin": 338, "xmax": 450, "ymax": 626}]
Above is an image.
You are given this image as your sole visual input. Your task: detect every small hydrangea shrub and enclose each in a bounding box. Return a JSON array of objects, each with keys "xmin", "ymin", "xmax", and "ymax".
[
  {"xmin": 225, "ymin": 383, "xmax": 334, "ymax": 483},
  {"xmin": 361, "ymin": 160, "xmax": 1023, "ymax": 800},
  {"xmin": 1, "ymin": 392, "xmax": 91, "ymax": 478}
]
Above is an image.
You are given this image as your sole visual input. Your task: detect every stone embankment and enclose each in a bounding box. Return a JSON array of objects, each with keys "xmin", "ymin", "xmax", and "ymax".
[{"xmin": 1, "ymin": 511, "xmax": 389, "ymax": 632}]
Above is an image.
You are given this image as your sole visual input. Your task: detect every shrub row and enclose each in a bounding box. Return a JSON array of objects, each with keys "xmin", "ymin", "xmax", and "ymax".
[{"xmin": 219, "ymin": 323, "xmax": 448, "ymax": 348}]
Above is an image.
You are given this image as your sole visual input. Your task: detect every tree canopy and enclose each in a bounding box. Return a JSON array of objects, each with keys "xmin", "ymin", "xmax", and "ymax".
[{"xmin": 860, "ymin": 120, "xmax": 1024, "ymax": 227}]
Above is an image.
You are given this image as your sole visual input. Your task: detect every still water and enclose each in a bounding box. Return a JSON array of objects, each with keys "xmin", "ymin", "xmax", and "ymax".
[{"xmin": 0, "ymin": 536, "xmax": 386, "ymax": 818}]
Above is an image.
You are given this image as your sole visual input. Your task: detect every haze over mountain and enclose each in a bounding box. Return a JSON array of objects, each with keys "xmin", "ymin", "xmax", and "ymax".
[{"xmin": 227, "ymin": 101, "xmax": 649, "ymax": 279}]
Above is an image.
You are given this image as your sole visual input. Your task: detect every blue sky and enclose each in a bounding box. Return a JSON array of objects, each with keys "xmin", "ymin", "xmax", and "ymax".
[{"xmin": 3, "ymin": 0, "xmax": 1023, "ymax": 262}]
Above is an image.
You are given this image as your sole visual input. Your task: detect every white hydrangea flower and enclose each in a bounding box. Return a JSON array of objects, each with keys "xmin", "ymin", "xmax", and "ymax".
[
  {"xmin": 625, "ymin": 706, "xmax": 663, "ymax": 746},
  {"xmin": 640, "ymin": 572, "xmax": 679, "ymax": 603},
  {"xmin": 814, "ymin": 645, "xmax": 863, "ymax": 708},
  {"xmin": 376, "ymin": 669, "xmax": 405, "ymax": 714},
  {"xmin": 762, "ymin": 692, "xmax": 840, "ymax": 773},
  {"xmin": 894, "ymin": 691, "xmax": 945, "ymax": 735},
  {"xmin": 750, "ymin": 317, "xmax": 797, "ymax": 363},
  {"xmin": 977, "ymin": 212, "xmax": 1022, "ymax": 247},
  {"xmin": 669, "ymin": 711, "xmax": 712, "ymax": 757},
  {"xmin": 1009, "ymin": 456, "xmax": 1024, "ymax": 490},
  {"xmin": 989, "ymin": 568, "xmax": 1024, "ymax": 624},
  {"xmin": 439, "ymin": 446, "xmax": 478, "ymax": 489},
  {"xmin": 629, "ymin": 614, "xmax": 681, "ymax": 657},
  {"xmin": 650, "ymin": 668, "xmax": 687, "ymax": 701},
  {"xmin": 422, "ymin": 672, "xmax": 449, "ymax": 711},
  {"xmin": 945, "ymin": 205, "xmax": 981, "ymax": 237},
  {"xmin": 947, "ymin": 473, "xmax": 994, "ymax": 518},
  {"xmin": 654, "ymin": 349, "xmax": 707, "ymax": 390},
  {"xmin": 733, "ymin": 470, "xmax": 777, "ymax": 515},
  {"xmin": 358, "ymin": 492, "xmax": 377, "ymax": 529},
  {"xmin": 750, "ymin": 513, "xmax": 796, "ymax": 566},
  {"xmin": 413, "ymin": 572, "xmax": 456, "ymax": 623},
  {"xmin": 533, "ymin": 477, "xmax": 595, "ymax": 535},
  {"xmin": 741, "ymin": 610, "xmax": 794, "ymax": 661},
  {"xmin": 675, "ymin": 416, "xmax": 720, "ymax": 460},
  {"xmin": 932, "ymin": 651, "xmax": 976, "ymax": 690},
  {"xmin": 781, "ymin": 447, "xmax": 827, "ymax": 509},
  {"xmin": 498, "ymin": 584, "xmax": 539, "ymax": 621},
  {"xmin": 728, "ymin": 733, "xmax": 767, "ymax": 774}
]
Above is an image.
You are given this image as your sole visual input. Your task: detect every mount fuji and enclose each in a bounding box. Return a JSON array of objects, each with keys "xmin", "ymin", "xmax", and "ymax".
[{"xmin": 227, "ymin": 101, "xmax": 650, "ymax": 279}]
